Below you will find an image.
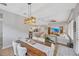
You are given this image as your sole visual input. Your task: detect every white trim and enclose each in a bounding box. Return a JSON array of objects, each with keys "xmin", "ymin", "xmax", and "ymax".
[{"xmin": 2, "ymin": 45, "xmax": 12, "ymax": 49}]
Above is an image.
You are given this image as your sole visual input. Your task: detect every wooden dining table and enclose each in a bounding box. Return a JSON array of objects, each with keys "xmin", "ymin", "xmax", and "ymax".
[{"xmin": 16, "ymin": 39, "xmax": 52, "ymax": 56}]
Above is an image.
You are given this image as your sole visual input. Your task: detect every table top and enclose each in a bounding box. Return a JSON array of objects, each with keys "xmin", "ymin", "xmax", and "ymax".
[{"xmin": 16, "ymin": 39, "xmax": 53, "ymax": 56}]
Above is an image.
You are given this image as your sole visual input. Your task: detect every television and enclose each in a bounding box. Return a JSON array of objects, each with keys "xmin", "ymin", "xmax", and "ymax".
[{"xmin": 51, "ymin": 27, "xmax": 60, "ymax": 33}]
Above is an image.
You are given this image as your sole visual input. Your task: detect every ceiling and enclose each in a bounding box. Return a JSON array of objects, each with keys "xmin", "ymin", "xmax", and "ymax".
[{"xmin": 0, "ymin": 3, "xmax": 77, "ymax": 22}]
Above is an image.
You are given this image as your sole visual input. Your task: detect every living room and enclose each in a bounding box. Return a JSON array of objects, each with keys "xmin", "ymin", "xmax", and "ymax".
[{"xmin": 0, "ymin": 3, "xmax": 79, "ymax": 56}]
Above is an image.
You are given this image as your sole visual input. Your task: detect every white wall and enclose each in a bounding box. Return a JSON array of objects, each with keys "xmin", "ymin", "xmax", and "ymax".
[
  {"xmin": 75, "ymin": 16, "xmax": 79, "ymax": 55},
  {"xmin": 0, "ymin": 9, "xmax": 27, "ymax": 32},
  {"xmin": 68, "ymin": 20, "xmax": 74, "ymax": 40},
  {"xmin": 3, "ymin": 24, "xmax": 27, "ymax": 49},
  {"xmin": 0, "ymin": 21, "xmax": 2, "ymax": 49},
  {"xmin": 0, "ymin": 9, "xmax": 29, "ymax": 49},
  {"xmin": 76, "ymin": 16, "xmax": 79, "ymax": 43},
  {"xmin": 71, "ymin": 4, "xmax": 79, "ymax": 55}
]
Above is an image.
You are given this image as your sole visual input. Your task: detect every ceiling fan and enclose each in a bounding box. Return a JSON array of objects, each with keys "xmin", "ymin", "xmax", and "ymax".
[{"xmin": 0, "ymin": 3, "xmax": 7, "ymax": 6}]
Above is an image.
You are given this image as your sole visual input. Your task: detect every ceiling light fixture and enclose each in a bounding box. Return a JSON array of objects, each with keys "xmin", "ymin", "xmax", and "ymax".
[{"xmin": 24, "ymin": 3, "xmax": 36, "ymax": 25}]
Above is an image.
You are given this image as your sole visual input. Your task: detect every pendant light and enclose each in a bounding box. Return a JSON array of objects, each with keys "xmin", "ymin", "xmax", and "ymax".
[{"xmin": 24, "ymin": 3, "xmax": 36, "ymax": 25}]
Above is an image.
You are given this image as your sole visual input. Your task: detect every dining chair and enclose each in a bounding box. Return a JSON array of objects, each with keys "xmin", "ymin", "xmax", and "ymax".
[
  {"xmin": 17, "ymin": 43, "xmax": 27, "ymax": 56},
  {"xmin": 50, "ymin": 43, "xmax": 55, "ymax": 56},
  {"xmin": 12, "ymin": 41, "xmax": 27, "ymax": 56}
]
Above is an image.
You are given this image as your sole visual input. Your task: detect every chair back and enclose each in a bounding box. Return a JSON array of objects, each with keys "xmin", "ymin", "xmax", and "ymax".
[
  {"xmin": 51, "ymin": 43, "xmax": 55, "ymax": 56},
  {"xmin": 17, "ymin": 44, "xmax": 27, "ymax": 56},
  {"xmin": 12, "ymin": 41, "xmax": 27, "ymax": 56},
  {"xmin": 12, "ymin": 41, "xmax": 18, "ymax": 56}
]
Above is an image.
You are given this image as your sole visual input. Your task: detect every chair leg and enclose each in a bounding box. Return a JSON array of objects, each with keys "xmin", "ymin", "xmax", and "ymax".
[{"xmin": 26, "ymin": 53, "xmax": 28, "ymax": 56}]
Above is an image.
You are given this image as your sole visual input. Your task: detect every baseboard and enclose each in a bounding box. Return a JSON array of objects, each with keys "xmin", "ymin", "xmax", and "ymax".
[{"xmin": 2, "ymin": 45, "xmax": 12, "ymax": 49}]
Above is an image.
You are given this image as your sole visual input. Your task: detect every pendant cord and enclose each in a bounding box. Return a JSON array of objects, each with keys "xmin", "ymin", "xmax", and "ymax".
[{"xmin": 28, "ymin": 3, "xmax": 32, "ymax": 17}]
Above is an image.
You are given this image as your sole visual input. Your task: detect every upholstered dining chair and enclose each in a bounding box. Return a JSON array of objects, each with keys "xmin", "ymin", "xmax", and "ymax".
[{"xmin": 12, "ymin": 41, "xmax": 27, "ymax": 56}]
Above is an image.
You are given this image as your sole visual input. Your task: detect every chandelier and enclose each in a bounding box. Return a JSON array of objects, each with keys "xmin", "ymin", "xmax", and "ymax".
[{"xmin": 24, "ymin": 3, "xmax": 36, "ymax": 25}]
